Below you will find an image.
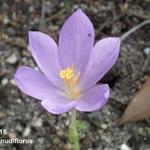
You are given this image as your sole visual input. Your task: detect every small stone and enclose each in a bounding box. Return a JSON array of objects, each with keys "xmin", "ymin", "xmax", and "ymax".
[
  {"xmin": 144, "ymin": 47, "xmax": 150, "ymax": 55},
  {"xmin": 101, "ymin": 124, "xmax": 107, "ymax": 129},
  {"xmin": 29, "ymin": 6, "xmax": 34, "ymax": 12},
  {"xmin": 56, "ymin": 126, "xmax": 60, "ymax": 130},
  {"xmin": 7, "ymin": 27, "xmax": 15, "ymax": 35},
  {"xmin": 57, "ymin": 129, "xmax": 63, "ymax": 137},
  {"xmin": 101, "ymin": 132, "xmax": 112, "ymax": 143},
  {"xmin": 53, "ymin": 137, "xmax": 60, "ymax": 144},
  {"xmin": 31, "ymin": 118, "xmax": 42, "ymax": 127},
  {"xmin": 87, "ymin": 148, "xmax": 93, "ymax": 150},
  {"xmin": 6, "ymin": 53, "xmax": 18, "ymax": 64},
  {"xmin": 65, "ymin": 120, "xmax": 70, "ymax": 126},
  {"xmin": 62, "ymin": 113, "xmax": 67, "ymax": 117},
  {"xmin": 10, "ymin": 79, "xmax": 16, "ymax": 86},
  {"xmin": 9, "ymin": 132, "xmax": 16, "ymax": 139},
  {"xmin": 60, "ymin": 2, "xmax": 65, "ymax": 7},
  {"xmin": 37, "ymin": 138, "xmax": 44, "ymax": 144},
  {"xmin": 23, "ymin": 126, "xmax": 31, "ymax": 137},
  {"xmin": 22, "ymin": 49, "xmax": 30, "ymax": 57},
  {"xmin": 3, "ymin": 15, "xmax": 9, "ymax": 24},
  {"xmin": 16, "ymin": 125, "xmax": 23, "ymax": 132},
  {"xmin": 120, "ymin": 144, "xmax": 131, "ymax": 150},
  {"xmin": 1, "ymin": 78, "xmax": 8, "ymax": 86},
  {"xmin": 0, "ymin": 112, "xmax": 6, "ymax": 118},
  {"xmin": 73, "ymin": 5, "xmax": 79, "ymax": 10},
  {"xmin": 138, "ymin": 127, "xmax": 145, "ymax": 136},
  {"xmin": 16, "ymin": 98, "xmax": 22, "ymax": 103},
  {"xmin": 63, "ymin": 143, "xmax": 72, "ymax": 150}
]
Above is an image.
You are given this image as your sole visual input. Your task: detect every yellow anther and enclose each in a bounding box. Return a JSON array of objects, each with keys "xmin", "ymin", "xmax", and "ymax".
[
  {"xmin": 59, "ymin": 66, "xmax": 80, "ymax": 100},
  {"xmin": 59, "ymin": 70, "xmax": 66, "ymax": 79},
  {"xmin": 59, "ymin": 67, "xmax": 74, "ymax": 80}
]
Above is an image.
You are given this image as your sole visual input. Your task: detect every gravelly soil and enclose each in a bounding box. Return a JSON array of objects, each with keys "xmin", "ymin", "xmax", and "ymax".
[{"xmin": 0, "ymin": 0, "xmax": 150, "ymax": 150}]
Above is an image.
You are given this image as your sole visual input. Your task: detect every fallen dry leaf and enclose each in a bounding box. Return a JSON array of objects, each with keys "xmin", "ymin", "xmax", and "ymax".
[{"xmin": 119, "ymin": 77, "xmax": 150, "ymax": 125}]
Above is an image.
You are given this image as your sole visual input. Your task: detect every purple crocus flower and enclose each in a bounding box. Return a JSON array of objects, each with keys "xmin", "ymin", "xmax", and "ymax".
[{"xmin": 14, "ymin": 9, "xmax": 120, "ymax": 114}]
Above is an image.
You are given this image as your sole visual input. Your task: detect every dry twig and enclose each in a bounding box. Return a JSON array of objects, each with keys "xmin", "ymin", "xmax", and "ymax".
[
  {"xmin": 39, "ymin": 0, "xmax": 46, "ymax": 31},
  {"xmin": 125, "ymin": 9, "xmax": 150, "ymax": 20},
  {"xmin": 121, "ymin": 19, "xmax": 150, "ymax": 41}
]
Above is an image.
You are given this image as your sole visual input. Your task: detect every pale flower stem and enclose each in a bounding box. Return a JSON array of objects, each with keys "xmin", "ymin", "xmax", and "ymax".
[{"xmin": 69, "ymin": 109, "xmax": 80, "ymax": 150}]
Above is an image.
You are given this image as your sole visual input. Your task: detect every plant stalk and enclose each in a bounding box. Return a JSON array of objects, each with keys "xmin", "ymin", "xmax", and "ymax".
[{"xmin": 69, "ymin": 109, "xmax": 80, "ymax": 150}]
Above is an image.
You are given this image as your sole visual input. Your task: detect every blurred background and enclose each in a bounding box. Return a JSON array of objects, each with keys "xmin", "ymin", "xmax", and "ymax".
[{"xmin": 0, "ymin": 0, "xmax": 150, "ymax": 149}]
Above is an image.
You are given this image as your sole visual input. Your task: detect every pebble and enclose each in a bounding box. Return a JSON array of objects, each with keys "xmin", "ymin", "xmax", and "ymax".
[
  {"xmin": 63, "ymin": 143, "xmax": 72, "ymax": 150},
  {"xmin": 53, "ymin": 137, "xmax": 60, "ymax": 144},
  {"xmin": 16, "ymin": 98, "xmax": 22, "ymax": 103},
  {"xmin": 65, "ymin": 120, "xmax": 70, "ymax": 126},
  {"xmin": 31, "ymin": 118, "xmax": 42, "ymax": 128},
  {"xmin": 10, "ymin": 79, "xmax": 16, "ymax": 86},
  {"xmin": 8, "ymin": 132, "xmax": 16, "ymax": 139},
  {"xmin": 23, "ymin": 126, "xmax": 31, "ymax": 137},
  {"xmin": 56, "ymin": 126, "xmax": 60, "ymax": 130},
  {"xmin": 7, "ymin": 27, "xmax": 16, "ymax": 35},
  {"xmin": 57, "ymin": 129, "xmax": 64, "ymax": 137},
  {"xmin": 6, "ymin": 53, "xmax": 18, "ymax": 64},
  {"xmin": 120, "ymin": 144, "xmax": 131, "ymax": 150},
  {"xmin": 60, "ymin": 2, "xmax": 65, "ymax": 7},
  {"xmin": 87, "ymin": 148, "xmax": 93, "ymax": 150},
  {"xmin": 37, "ymin": 138, "xmax": 44, "ymax": 144},
  {"xmin": 102, "ymin": 132, "xmax": 112, "ymax": 143},
  {"xmin": 16, "ymin": 124, "xmax": 23, "ymax": 132},
  {"xmin": 62, "ymin": 113, "xmax": 67, "ymax": 117},
  {"xmin": 3, "ymin": 15, "xmax": 9, "ymax": 25},
  {"xmin": 144, "ymin": 47, "xmax": 150, "ymax": 55},
  {"xmin": 138, "ymin": 127, "xmax": 145, "ymax": 136},
  {"xmin": 1, "ymin": 78, "xmax": 8, "ymax": 86},
  {"xmin": 101, "ymin": 124, "xmax": 107, "ymax": 129},
  {"xmin": 0, "ymin": 112, "xmax": 6, "ymax": 118}
]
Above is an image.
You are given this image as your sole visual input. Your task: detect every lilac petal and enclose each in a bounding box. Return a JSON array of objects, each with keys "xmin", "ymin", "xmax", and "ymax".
[
  {"xmin": 76, "ymin": 84, "xmax": 109, "ymax": 112},
  {"xmin": 79, "ymin": 37, "xmax": 120, "ymax": 91},
  {"xmin": 28, "ymin": 31, "xmax": 63, "ymax": 89},
  {"xmin": 41, "ymin": 95, "xmax": 77, "ymax": 115},
  {"xmin": 14, "ymin": 66, "xmax": 57, "ymax": 100},
  {"xmin": 58, "ymin": 9, "xmax": 94, "ymax": 76}
]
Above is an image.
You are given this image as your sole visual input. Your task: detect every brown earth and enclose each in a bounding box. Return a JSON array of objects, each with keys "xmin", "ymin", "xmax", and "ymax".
[{"xmin": 0, "ymin": 0, "xmax": 150, "ymax": 150}]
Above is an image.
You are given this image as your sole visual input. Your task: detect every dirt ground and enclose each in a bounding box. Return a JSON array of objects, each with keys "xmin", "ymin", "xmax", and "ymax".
[{"xmin": 0, "ymin": 0, "xmax": 150, "ymax": 150}]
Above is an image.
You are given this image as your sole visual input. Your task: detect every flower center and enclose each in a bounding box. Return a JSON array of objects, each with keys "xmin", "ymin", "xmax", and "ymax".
[{"xmin": 59, "ymin": 65, "xmax": 80, "ymax": 100}]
